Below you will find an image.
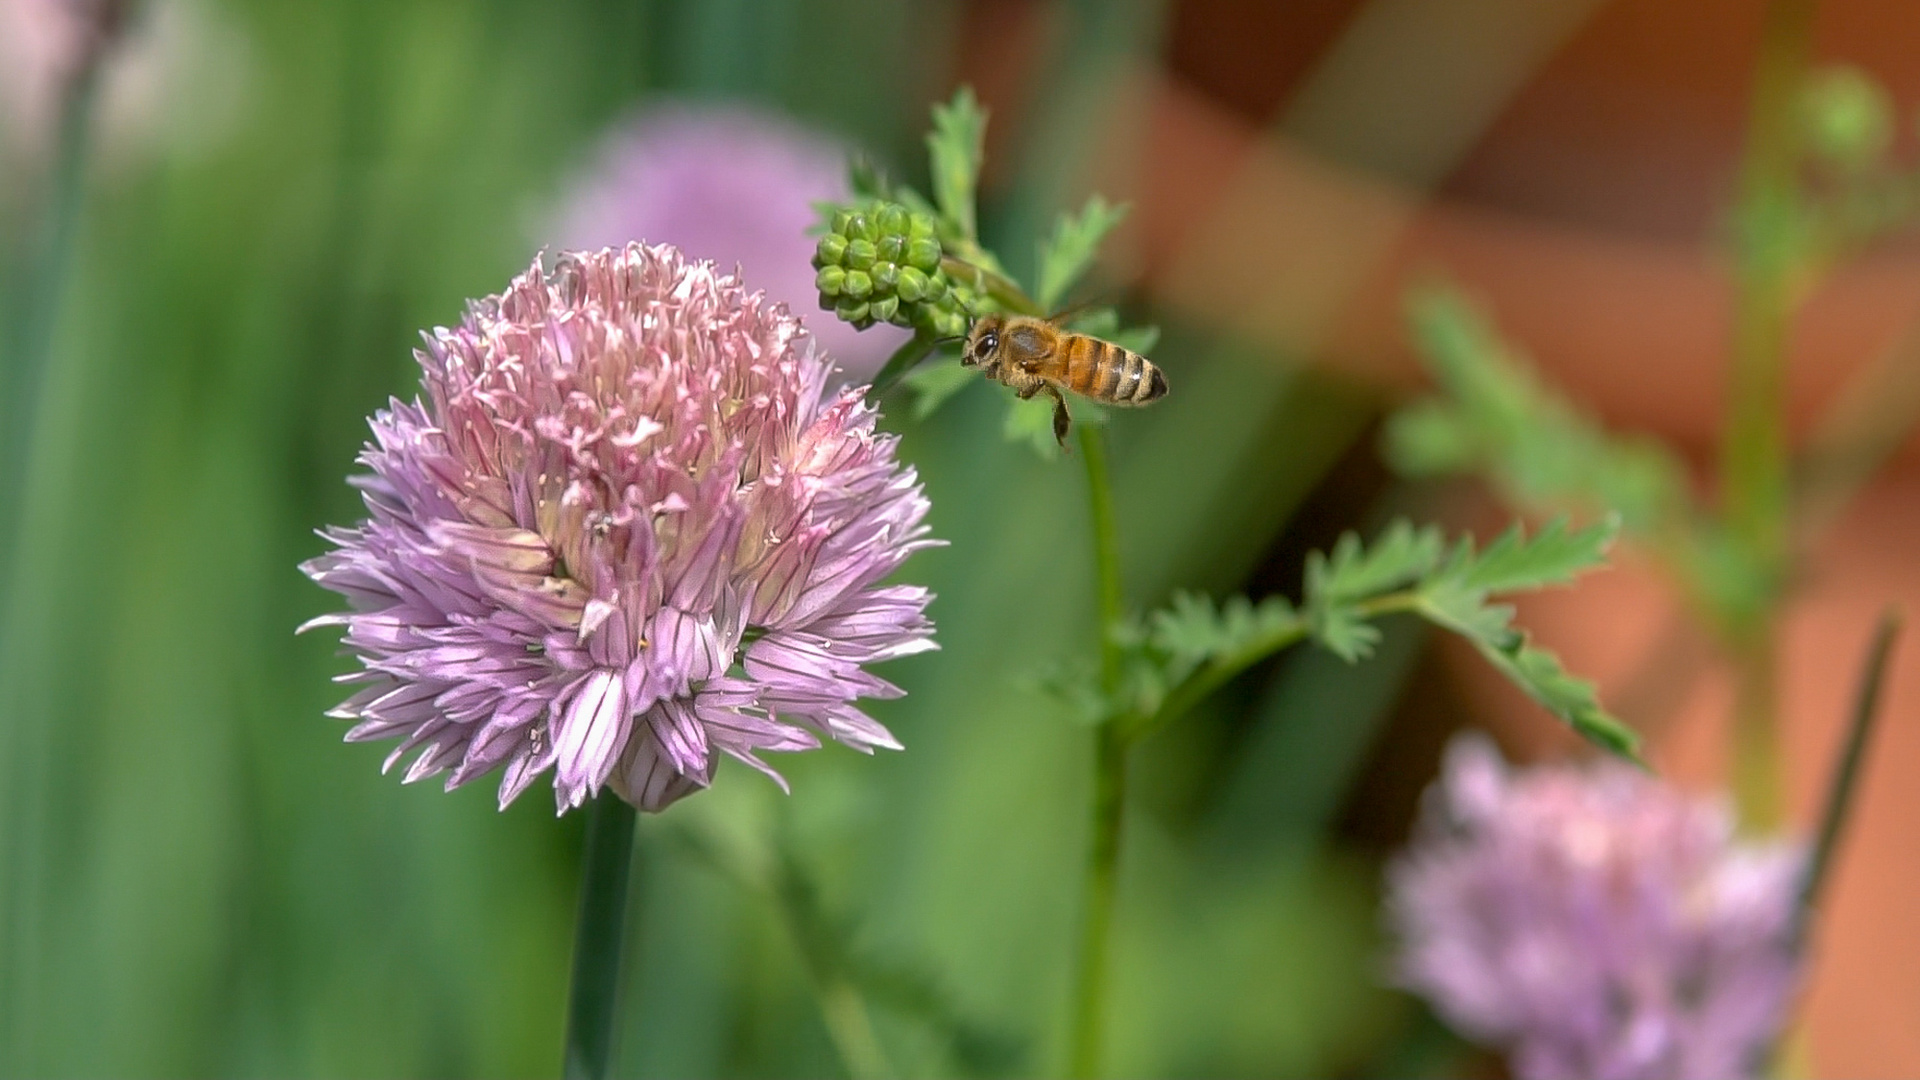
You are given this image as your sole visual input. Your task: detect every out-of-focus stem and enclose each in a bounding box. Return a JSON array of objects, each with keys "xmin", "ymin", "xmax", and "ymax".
[
  {"xmin": 1722, "ymin": 0, "xmax": 1816, "ymax": 566},
  {"xmin": 1, "ymin": 5, "xmax": 120, "ymax": 581},
  {"xmin": 1731, "ymin": 632, "xmax": 1785, "ymax": 831},
  {"xmin": 562, "ymin": 793, "xmax": 638, "ymax": 1080},
  {"xmin": 1796, "ymin": 610, "xmax": 1901, "ymax": 941},
  {"xmin": 0, "ymin": 10, "xmax": 122, "ymax": 1065},
  {"xmin": 1720, "ymin": 0, "xmax": 1819, "ymax": 831},
  {"xmin": 767, "ymin": 845, "xmax": 895, "ymax": 1080},
  {"xmin": 812, "ymin": 976, "xmax": 891, "ymax": 1080},
  {"xmin": 1067, "ymin": 424, "xmax": 1127, "ymax": 1079}
]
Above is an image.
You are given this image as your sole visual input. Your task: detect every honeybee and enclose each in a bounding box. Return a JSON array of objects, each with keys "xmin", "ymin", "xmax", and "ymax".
[{"xmin": 961, "ymin": 313, "xmax": 1169, "ymax": 445}]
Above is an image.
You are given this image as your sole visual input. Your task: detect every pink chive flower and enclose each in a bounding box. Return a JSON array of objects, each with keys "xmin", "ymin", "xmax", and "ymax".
[
  {"xmin": 301, "ymin": 244, "xmax": 938, "ymax": 813},
  {"xmin": 548, "ymin": 103, "xmax": 910, "ymax": 383},
  {"xmin": 1387, "ymin": 735, "xmax": 1806, "ymax": 1080}
]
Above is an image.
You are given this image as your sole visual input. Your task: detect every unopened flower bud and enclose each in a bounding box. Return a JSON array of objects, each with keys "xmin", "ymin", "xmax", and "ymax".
[
  {"xmin": 896, "ymin": 266, "xmax": 930, "ymax": 302},
  {"xmin": 906, "ymin": 237, "xmax": 941, "ymax": 272},
  {"xmin": 836, "ymin": 297, "xmax": 871, "ymax": 325},
  {"xmin": 813, "ymin": 233, "xmax": 848, "ymax": 269},
  {"xmin": 813, "ymin": 198, "xmax": 980, "ymax": 335}
]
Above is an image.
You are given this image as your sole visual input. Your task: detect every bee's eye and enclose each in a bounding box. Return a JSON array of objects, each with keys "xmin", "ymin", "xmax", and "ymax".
[{"xmin": 980, "ymin": 332, "xmax": 998, "ymax": 355}]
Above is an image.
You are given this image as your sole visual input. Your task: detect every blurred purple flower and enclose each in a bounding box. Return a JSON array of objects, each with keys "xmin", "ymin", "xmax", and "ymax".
[
  {"xmin": 302, "ymin": 244, "xmax": 938, "ymax": 814},
  {"xmin": 548, "ymin": 104, "xmax": 910, "ymax": 383},
  {"xmin": 1388, "ymin": 735, "xmax": 1806, "ymax": 1080}
]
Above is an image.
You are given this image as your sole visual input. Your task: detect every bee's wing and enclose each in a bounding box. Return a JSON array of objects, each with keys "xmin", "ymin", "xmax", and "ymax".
[{"xmin": 1004, "ymin": 324, "xmax": 1055, "ymax": 371}]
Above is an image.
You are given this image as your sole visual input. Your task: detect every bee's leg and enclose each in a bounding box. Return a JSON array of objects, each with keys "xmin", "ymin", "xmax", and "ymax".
[
  {"xmin": 1015, "ymin": 381, "xmax": 1043, "ymax": 400},
  {"xmin": 1047, "ymin": 386, "xmax": 1072, "ymax": 447}
]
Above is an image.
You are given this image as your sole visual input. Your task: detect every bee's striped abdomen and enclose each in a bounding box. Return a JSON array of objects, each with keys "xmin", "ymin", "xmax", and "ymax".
[{"xmin": 1061, "ymin": 334, "xmax": 1168, "ymax": 406}]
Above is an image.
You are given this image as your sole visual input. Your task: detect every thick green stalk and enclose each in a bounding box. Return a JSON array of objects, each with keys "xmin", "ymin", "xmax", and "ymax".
[
  {"xmin": 1079, "ymin": 427, "xmax": 1126, "ymax": 686},
  {"xmin": 1066, "ymin": 424, "xmax": 1128, "ymax": 1079},
  {"xmin": 1067, "ymin": 722, "xmax": 1127, "ymax": 1080},
  {"xmin": 562, "ymin": 793, "xmax": 639, "ymax": 1080},
  {"xmin": 1720, "ymin": 0, "xmax": 1820, "ymax": 831}
]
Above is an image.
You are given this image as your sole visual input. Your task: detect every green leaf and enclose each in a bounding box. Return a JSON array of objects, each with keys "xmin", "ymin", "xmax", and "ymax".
[
  {"xmin": 1388, "ymin": 286, "xmax": 1694, "ymax": 539},
  {"xmin": 865, "ymin": 334, "xmax": 943, "ymax": 400},
  {"xmin": 1305, "ymin": 519, "xmax": 1446, "ymax": 604},
  {"xmin": 1000, "ymin": 391, "xmax": 1105, "ymax": 459},
  {"xmin": 1413, "ymin": 577, "xmax": 1518, "ymax": 649},
  {"xmin": 1149, "ymin": 592, "xmax": 1301, "ymax": 670},
  {"xmin": 1454, "ymin": 514, "xmax": 1619, "ymax": 594},
  {"xmin": 847, "ymin": 156, "xmax": 894, "ymax": 202},
  {"xmin": 1031, "ymin": 657, "xmax": 1111, "ymax": 726},
  {"xmin": 1002, "ymin": 393, "xmax": 1061, "ymax": 458},
  {"xmin": 926, "ymin": 87, "xmax": 987, "ymax": 241},
  {"xmin": 1035, "ymin": 196, "xmax": 1130, "ymax": 312},
  {"xmin": 1313, "ymin": 605, "xmax": 1383, "ymax": 663},
  {"xmin": 903, "ymin": 359, "xmax": 977, "ymax": 419},
  {"xmin": 1473, "ymin": 636, "xmax": 1643, "ymax": 762}
]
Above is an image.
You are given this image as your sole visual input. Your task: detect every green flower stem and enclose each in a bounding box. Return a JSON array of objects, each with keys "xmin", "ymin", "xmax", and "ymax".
[
  {"xmin": 1720, "ymin": 0, "xmax": 1820, "ymax": 831},
  {"xmin": 562, "ymin": 792, "xmax": 638, "ymax": 1080},
  {"xmin": 866, "ymin": 332, "xmax": 942, "ymax": 399},
  {"xmin": 1080, "ymin": 427, "xmax": 1126, "ymax": 688},
  {"xmin": 1721, "ymin": 0, "xmax": 1817, "ymax": 571},
  {"xmin": 1066, "ymin": 424, "xmax": 1128, "ymax": 1080},
  {"xmin": 1731, "ymin": 639, "xmax": 1786, "ymax": 830},
  {"xmin": 1120, "ymin": 590, "xmax": 1433, "ymax": 746},
  {"xmin": 1067, "ymin": 720, "xmax": 1127, "ymax": 1080},
  {"xmin": 1796, "ymin": 609, "xmax": 1901, "ymax": 941},
  {"xmin": 1118, "ymin": 620, "xmax": 1311, "ymax": 745},
  {"xmin": 941, "ymin": 255, "xmax": 1038, "ymax": 318}
]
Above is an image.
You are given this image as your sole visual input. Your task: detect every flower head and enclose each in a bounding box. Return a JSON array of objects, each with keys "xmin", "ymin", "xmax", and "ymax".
[
  {"xmin": 1387, "ymin": 735, "xmax": 1806, "ymax": 1080},
  {"xmin": 548, "ymin": 103, "xmax": 910, "ymax": 383},
  {"xmin": 302, "ymin": 244, "xmax": 938, "ymax": 813}
]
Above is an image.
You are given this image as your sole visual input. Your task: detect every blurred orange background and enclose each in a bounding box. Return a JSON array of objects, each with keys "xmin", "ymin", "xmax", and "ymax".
[{"xmin": 959, "ymin": 0, "xmax": 1920, "ymax": 1074}]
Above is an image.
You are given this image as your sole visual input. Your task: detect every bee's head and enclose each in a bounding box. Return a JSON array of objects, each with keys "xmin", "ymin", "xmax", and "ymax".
[{"xmin": 962, "ymin": 314, "xmax": 1004, "ymax": 368}]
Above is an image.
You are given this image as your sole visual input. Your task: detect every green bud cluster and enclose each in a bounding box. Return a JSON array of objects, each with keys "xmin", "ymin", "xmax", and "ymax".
[{"xmin": 813, "ymin": 202, "xmax": 978, "ymax": 339}]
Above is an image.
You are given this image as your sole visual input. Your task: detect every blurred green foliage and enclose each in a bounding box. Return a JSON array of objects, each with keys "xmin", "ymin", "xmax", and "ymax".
[{"xmin": 0, "ymin": 1, "xmax": 1442, "ymax": 1077}]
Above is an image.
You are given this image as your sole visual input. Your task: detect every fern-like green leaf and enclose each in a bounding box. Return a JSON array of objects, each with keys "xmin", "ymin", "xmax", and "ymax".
[
  {"xmin": 1473, "ymin": 636, "xmax": 1643, "ymax": 762},
  {"xmin": 926, "ymin": 88, "xmax": 987, "ymax": 241},
  {"xmin": 1035, "ymin": 196, "xmax": 1130, "ymax": 312},
  {"xmin": 1455, "ymin": 515, "xmax": 1619, "ymax": 593},
  {"xmin": 1150, "ymin": 592, "xmax": 1300, "ymax": 668},
  {"xmin": 1306, "ymin": 519, "xmax": 1446, "ymax": 604},
  {"xmin": 1312, "ymin": 605, "xmax": 1384, "ymax": 663},
  {"xmin": 903, "ymin": 359, "xmax": 977, "ymax": 419},
  {"xmin": 1388, "ymin": 287, "xmax": 1694, "ymax": 539}
]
